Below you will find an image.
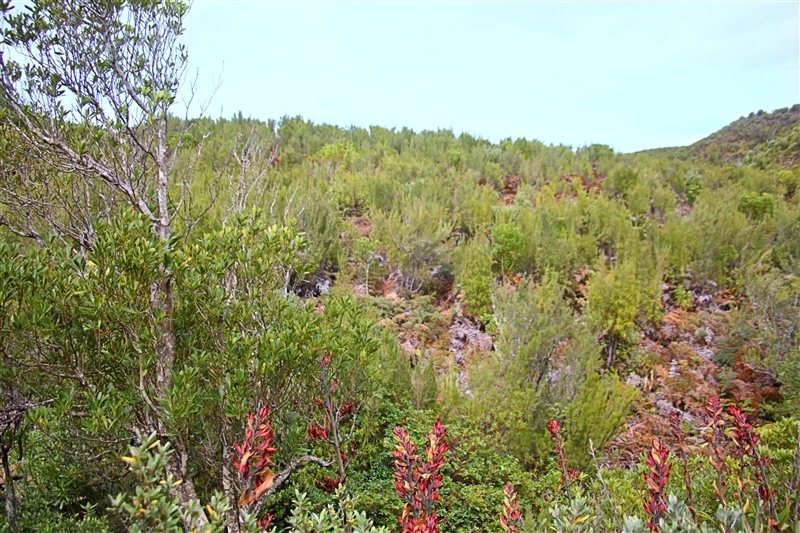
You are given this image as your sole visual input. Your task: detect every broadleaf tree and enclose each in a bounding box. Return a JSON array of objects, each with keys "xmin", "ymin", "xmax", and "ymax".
[{"xmin": 0, "ymin": 2, "xmax": 382, "ymax": 531}]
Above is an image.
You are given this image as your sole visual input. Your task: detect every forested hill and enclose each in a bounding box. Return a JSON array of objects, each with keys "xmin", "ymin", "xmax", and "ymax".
[
  {"xmin": 3, "ymin": 4, "xmax": 800, "ymax": 532},
  {"xmin": 2, "ymin": 23, "xmax": 800, "ymax": 528},
  {"xmin": 635, "ymin": 104, "xmax": 800, "ymax": 167}
]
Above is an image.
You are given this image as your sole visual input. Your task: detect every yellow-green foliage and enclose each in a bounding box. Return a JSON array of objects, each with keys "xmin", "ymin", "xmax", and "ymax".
[
  {"xmin": 468, "ymin": 275, "xmax": 600, "ymax": 467},
  {"xmin": 688, "ymin": 188, "xmax": 747, "ymax": 283},
  {"xmin": 331, "ymin": 171, "xmax": 369, "ymax": 214},
  {"xmin": 587, "ymin": 260, "xmax": 641, "ymax": 366},
  {"xmin": 371, "ymin": 196, "xmax": 453, "ymax": 292},
  {"xmin": 606, "ymin": 166, "xmax": 639, "ymax": 197},
  {"xmin": 777, "ymin": 168, "xmax": 800, "ymax": 197},
  {"xmin": 564, "ymin": 364, "xmax": 638, "ymax": 467},
  {"xmin": 657, "ymin": 216, "xmax": 696, "ymax": 279},
  {"xmin": 772, "ymin": 208, "xmax": 800, "ymax": 277},
  {"xmin": 511, "ymin": 187, "xmax": 596, "ymax": 281},
  {"xmin": 453, "ymin": 234, "xmax": 493, "ymax": 319},
  {"xmin": 454, "ymin": 180, "xmax": 497, "ymax": 234},
  {"xmin": 316, "ymin": 141, "xmax": 356, "ymax": 180},
  {"xmin": 491, "ymin": 222, "xmax": 524, "ymax": 278},
  {"xmin": 738, "ymin": 191, "xmax": 775, "ymax": 220}
]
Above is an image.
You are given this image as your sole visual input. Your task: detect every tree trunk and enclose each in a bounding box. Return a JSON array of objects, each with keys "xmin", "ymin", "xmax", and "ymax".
[
  {"xmin": 152, "ymin": 275, "xmax": 176, "ymax": 398},
  {"xmin": 168, "ymin": 438, "xmax": 208, "ymax": 532},
  {"xmin": 222, "ymin": 440, "xmax": 242, "ymax": 533},
  {"xmin": 153, "ymin": 116, "xmax": 175, "ymax": 399},
  {"xmin": 152, "ymin": 116, "xmax": 205, "ymax": 532},
  {"xmin": 1, "ymin": 445, "xmax": 18, "ymax": 533}
]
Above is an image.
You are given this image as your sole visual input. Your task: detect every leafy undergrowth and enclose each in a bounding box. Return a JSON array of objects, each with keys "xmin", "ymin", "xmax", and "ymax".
[
  {"xmin": 1, "ymin": 1, "xmax": 799, "ymax": 531},
  {"xmin": 113, "ymin": 401, "xmax": 800, "ymax": 533}
]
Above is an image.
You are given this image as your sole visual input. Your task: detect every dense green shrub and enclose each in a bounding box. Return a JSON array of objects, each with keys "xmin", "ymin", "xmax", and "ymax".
[
  {"xmin": 371, "ymin": 197, "xmax": 453, "ymax": 293},
  {"xmin": 563, "ymin": 368, "xmax": 638, "ymax": 468},
  {"xmin": 688, "ymin": 189, "xmax": 750, "ymax": 284},
  {"xmin": 777, "ymin": 168, "xmax": 799, "ymax": 197},
  {"xmin": 738, "ymin": 192, "xmax": 775, "ymax": 220},
  {"xmin": 454, "ymin": 182, "xmax": 497, "ymax": 236},
  {"xmin": 464, "ymin": 275, "xmax": 631, "ymax": 469},
  {"xmin": 586, "ymin": 260, "xmax": 642, "ymax": 367},
  {"xmin": 453, "ymin": 235, "xmax": 493, "ymax": 320},
  {"xmin": 606, "ymin": 166, "xmax": 640, "ymax": 198},
  {"xmin": 685, "ymin": 171, "xmax": 703, "ymax": 205},
  {"xmin": 491, "ymin": 223, "xmax": 524, "ymax": 278},
  {"xmin": 510, "ymin": 188, "xmax": 596, "ymax": 281}
]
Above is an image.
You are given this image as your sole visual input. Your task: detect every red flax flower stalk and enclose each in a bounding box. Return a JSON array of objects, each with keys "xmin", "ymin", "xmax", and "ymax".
[
  {"xmin": 704, "ymin": 395, "xmax": 727, "ymax": 507},
  {"xmin": 233, "ymin": 405, "xmax": 278, "ymax": 527},
  {"xmin": 393, "ymin": 420, "xmax": 449, "ymax": 533},
  {"xmin": 255, "ymin": 516, "xmax": 272, "ymax": 532},
  {"xmin": 500, "ymin": 482, "xmax": 523, "ymax": 533},
  {"xmin": 308, "ymin": 352, "xmax": 358, "ymax": 491},
  {"xmin": 548, "ymin": 420, "xmax": 574, "ymax": 504},
  {"xmin": 643, "ymin": 438, "xmax": 671, "ymax": 532},
  {"xmin": 728, "ymin": 405, "xmax": 779, "ymax": 529},
  {"xmin": 669, "ymin": 412, "xmax": 695, "ymax": 518}
]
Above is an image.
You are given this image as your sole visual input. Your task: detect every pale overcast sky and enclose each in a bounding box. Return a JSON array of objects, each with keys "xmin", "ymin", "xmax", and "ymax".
[{"xmin": 181, "ymin": 1, "xmax": 799, "ymax": 153}]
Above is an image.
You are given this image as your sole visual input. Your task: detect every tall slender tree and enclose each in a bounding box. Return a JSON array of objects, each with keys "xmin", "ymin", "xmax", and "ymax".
[{"xmin": 0, "ymin": 0, "xmax": 208, "ymax": 527}]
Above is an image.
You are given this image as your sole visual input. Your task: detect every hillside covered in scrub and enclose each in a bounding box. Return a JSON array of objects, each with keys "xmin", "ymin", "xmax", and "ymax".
[
  {"xmin": 638, "ymin": 104, "xmax": 800, "ymax": 168},
  {"xmin": 1, "ymin": 2, "xmax": 799, "ymax": 533}
]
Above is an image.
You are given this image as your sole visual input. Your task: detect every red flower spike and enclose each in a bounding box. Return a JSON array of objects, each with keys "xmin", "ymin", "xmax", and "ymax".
[
  {"xmin": 703, "ymin": 396, "xmax": 727, "ymax": 507},
  {"xmin": 548, "ymin": 419, "xmax": 574, "ymax": 502},
  {"xmin": 232, "ymin": 405, "xmax": 279, "ymax": 512},
  {"xmin": 547, "ymin": 419, "xmax": 560, "ymax": 438},
  {"xmin": 316, "ymin": 476, "xmax": 343, "ymax": 493},
  {"xmin": 500, "ymin": 482, "xmax": 523, "ymax": 533},
  {"xmin": 319, "ymin": 352, "xmax": 332, "ymax": 368},
  {"xmin": 705, "ymin": 395, "xmax": 721, "ymax": 419},
  {"xmin": 727, "ymin": 405, "xmax": 778, "ymax": 523},
  {"xmin": 393, "ymin": 426, "xmax": 419, "ymax": 503},
  {"xmin": 643, "ymin": 438, "xmax": 672, "ymax": 532},
  {"xmin": 393, "ymin": 421, "xmax": 448, "ymax": 533},
  {"xmin": 256, "ymin": 514, "xmax": 272, "ymax": 532},
  {"xmin": 307, "ymin": 424, "xmax": 330, "ymax": 442}
]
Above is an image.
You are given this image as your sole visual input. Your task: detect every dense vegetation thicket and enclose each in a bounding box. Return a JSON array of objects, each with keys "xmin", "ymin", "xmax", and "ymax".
[{"xmin": 0, "ymin": 2, "xmax": 799, "ymax": 532}]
